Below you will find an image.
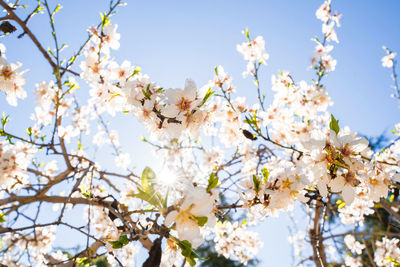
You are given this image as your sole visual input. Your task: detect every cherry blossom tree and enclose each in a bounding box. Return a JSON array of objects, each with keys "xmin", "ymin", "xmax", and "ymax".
[{"xmin": 0, "ymin": 0, "xmax": 400, "ymax": 266}]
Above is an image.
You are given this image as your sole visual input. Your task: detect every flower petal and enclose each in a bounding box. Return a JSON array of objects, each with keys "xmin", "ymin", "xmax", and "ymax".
[
  {"xmin": 164, "ymin": 210, "xmax": 178, "ymax": 226},
  {"xmin": 329, "ymin": 175, "xmax": 345, "ymax": 193},
  {"xmin": 342, "ymin": 185, "xmax": 355, "ymax": 205}
]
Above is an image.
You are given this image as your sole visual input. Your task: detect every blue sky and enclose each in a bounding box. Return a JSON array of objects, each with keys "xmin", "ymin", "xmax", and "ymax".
[{"xmin": 2, "ymin": 0, "xmax": 400, "ymax": 266}]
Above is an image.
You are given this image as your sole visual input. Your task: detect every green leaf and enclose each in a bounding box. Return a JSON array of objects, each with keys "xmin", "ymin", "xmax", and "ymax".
[
  {"xmin": 108, "ymin": 235, "xmax": 129, "ymax": 249},
  {"xmin": 192, "ymin": 216, "xmax": 208, "ymax": 227},
  {"xmin": 243, "ymin": 113, "xmax": 258, "ymax": 128},
  {"xmin": 60, "ymin": 43, "xmax": 68, "ymax": 52},
  {"xmin": 100, "ymin": 12, "xmax": 110, "ymax": 28},
  {"xmin": 161, "ymin": 189, "xmax": 169, "ymax": 212},
  {"xmin": 254, "ymin": 78, "xmax": 259, "ymax": 86},
  {"xmin": 1, "ymin": 112, "xmax": 9, "ymax": 126},
  {"xmin": 81, "ymin": 185, "xmax": 91, "ymax": 199},
  {"xmin": 176, "ymin": 240, "xmax": 201, "ymax": 267},
  {"xmin": 0, "ymin": 213, "xmax": 5, "ymax": 223},
  {"xmin": 119, "ymin": 235, "xmax": 129, "ymax": 245},
  {"xmin": 68, "ymin": 55, "xmax": 76, "ymax": 64},
  {"xmin": 329, "ymin": 114, "xmax": 340, "ymax": 135},
  {"xmin": 133, "ymin": 66, "xmax": 141, "ymax": 76},
  {"xmin": 76, "ymin": 257, "xmax": 91, "ymax": 267},
  {"xmin": 141, "ymin": 88, "xmax": 151, "ymax": 100},
  {"xmin": 129, "ymin": 188, "xmax": 160, "ymax": 208},
  {"xmin": 252, "ymin": 175, "xmax": 260, "ymax": 192},
  {"xmin": 69, "ymin": 81, "xmax": 79, "ymax": 91},
  {"xmin": 386, "ymin": 256, "xmax": 400, "ymax": 266},
  {"xmin": 200, "ymin": 87, "xmax": 214, "ymax": 107},
  {"xmin": 53, "ymin": 4, "xmax": 62, "ymax": 14},
  {"xmin": 244, "ymin": 27, "xmax": 250, "ymax": 39},
  {"xmin": 129, "ymin": 167, "xmax": 168, "ymax": 213},
  {"xmin": 206, "ymin": 172, "xmax": 219, "ymax": 192},
  {"xmin": 141, "ymin": 167, "xmax": 156, "ymax": 193},
  {"xmin": 186, "ymin": 257, "xmax": 196, "ymax": 267},
  {"xmin": 261, "ymin": 167, "xmax": 269, "ymax": 184},
  {"xmin": 78, "ymin": 140, "xmax": 83, "ymax": 151},
  {"xmin": 47, "ymin": 48, "xmax": 55, "ymax": 57}
]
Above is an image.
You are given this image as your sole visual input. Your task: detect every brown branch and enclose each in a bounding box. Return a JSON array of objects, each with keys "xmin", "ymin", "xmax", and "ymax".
[
  {"xmin": 380, "ymin": 200, "xmax": 400, "ymax": 223},
  {"xmin": 59, "ymin": 0, "xmax": 124, "ymax": 78},
  {"xmin": 362, "ymin": 237, "xmax": 377, "ymax": 267},
  {"xmin": 217, "ymin": 203, "xmax": 243, "ymax": 210},
  {"xmin": 0, "ymin": 195, "xmax": 112, "ymax": 209},
  {"xmin": 0, "ymin": 0, "xmax": 57, "ymax": 70},
  {"xmin": 309, "ymin": 201, "xmax": 328, "ymax": 267},
  {"xmin": 45, "ymin": 240, "xmax": 103, "ymax": 267},
  {"xmin": 37, "ymin": 169, "xmax": 72, "ymax": 196}
]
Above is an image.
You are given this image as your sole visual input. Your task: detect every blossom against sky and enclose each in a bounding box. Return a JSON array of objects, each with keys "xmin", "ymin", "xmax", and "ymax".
[{"xmin": 2, "ymin": 0, "xmax": 400, "ymax": 266}]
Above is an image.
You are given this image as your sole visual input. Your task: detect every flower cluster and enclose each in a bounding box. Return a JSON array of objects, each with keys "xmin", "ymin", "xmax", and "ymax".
[
  {"xmin": 1, "ymin": 226, "xmax": 56, "ymax": 267},
  {"xmin": 237, "ymin": 30, "xmax": 269, "ymax": 77},
  {"xmin": 214, "ymin": 221, "xmax": 263, "ymax": 265},
  {"xmin": 374, "ymin": 237, "xmax": 400, "ymax": 266},
  {"xmin": 0, "ymin": 141, "xmax": 35, "ymax": 192},
  {"xmin": 237, "ymin": 66, "xmax": 400, "ymax": 222},
  {"xmin": 263, "ymin": 71, "xmax": 331, "ymax": 146},
  {"xmin": 80, "ymin": 24, "xmax": 218, "ymax": 142},
  {"xmin": 0, "ymin": 43, "xmax": 27, "ymax": 106},
  {"xmin": 338, "ymin": 197, "xmax": 374, "ymax": 226},
  {"xmin": 344, "ymin": 235, "xmax": 365, "ymax": 255},
  {"xmin": 311, "ymin": 0, "xmax": 341, "ymax": 74},
  {"xmin": 1, "ymin": 1, "xmax": 400, "ymax": 266}
]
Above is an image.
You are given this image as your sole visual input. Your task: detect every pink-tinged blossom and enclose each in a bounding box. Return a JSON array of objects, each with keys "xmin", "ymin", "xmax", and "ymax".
[
  {"xmin": 162, "ymin": 78, "xmax": 200, "ymax": 118},
  {"xmin": 80, "ymin": 51, "xmax": 105, "ymax": 82},
  {"xmin": 58, "ymin": 125, "xmax": 79, "ymax": 144},
  {"xmin": 237, "ymin": 35, "xmax": 269, "ymax": 64},
  {"xmin": 344, "ymin": 255, "xmax": 363, "ymax": 267},
  {"xmin": 344, "ymin": 235, "xmax": 365, "ymax": 255},
  {"xmin": 316, "ymin": 0, "xmax": 331, "ymax": 23},
  {"xmin": 214, "ymin": 221, "xmax": 263, "ymax": 265},
  {"xmin": 339, "ymin": 197, "xmax": 375, "ymax": 226},
  {"xmin": 237, "ymin": 34, "xmax": 269, "ymax": 77},
  {"xmin": 115, "ymin": 152, "xmax": 131, "ymax": 170},
  {"xmin": 44, "ymin": 160, "xmax": 59, "ymax": 177},
  {"xmin": 102, "ymin": 24, "xmax": 121, "ymax": 52},
  {"xmin": 374, "ymin": 237, "xmax": 400, "ymax": 267},
  {"xmin": 322, "ymin": 22, "xmax": 339, "ymax": 43},
  {"xmin": 0, "ymin": 141, "xmax": 35, "ymax": 192},
  {"xmin": 0, "ymin": 46, "xmax": 27, "ymax": 106},
  {"xmin": 213, "ymin": 65, "xmax": 233, "ymax": 90},
  {"xmin": 164, "ymin": 186, "xmax": 218, "ymax": 248},
  {"xmin": 382, "ymin": 46, "xmax": 397, "ymax": 68},
  {"xmin": 107, "ymin": 243, "xmax": 139, "ymax": 266},
  {"xmin": 1, "ymin": 225, "xmax": 56, "ymax": 266},
  {"xmin": 107, "ymin": 60, "xmax": 133, "ymax": 86}
]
